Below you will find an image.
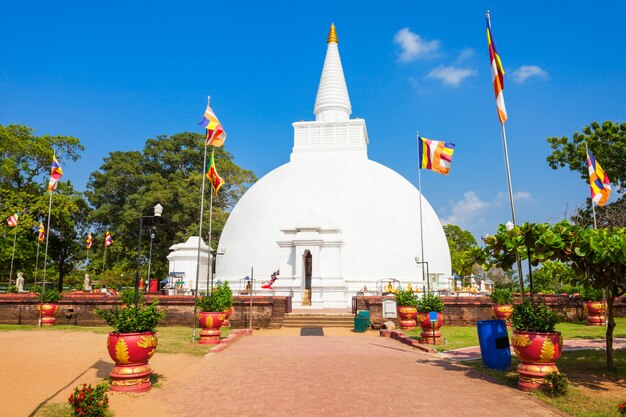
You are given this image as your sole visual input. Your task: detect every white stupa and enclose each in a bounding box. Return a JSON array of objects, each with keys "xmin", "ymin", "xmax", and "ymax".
[{"xmin": 216, "ymin": 25, "xmax": 451, "ymax": 308}]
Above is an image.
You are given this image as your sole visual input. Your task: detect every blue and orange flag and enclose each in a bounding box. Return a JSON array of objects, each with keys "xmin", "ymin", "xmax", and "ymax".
[
  {"xmin": 486, "ymin": 11, "xmax": 507, "ymax": 124},
  {"xmin": 198, "ymin": 97, "xmax": 226, "ymax": 147},
  {"xmin": 586, "ymin": 147, "xmax": 611, "ymax": 206},
  {"xmin": 48, "ymin": 154, "xmax": 64, "ymax": 191},
  {"xmin": 6, "ymin": 212, "xmax": 18, "ymax": 227},
  {"xmin": 86, "ymin": 233, "xmax": 93, "ymax": 249},
  {"xmin": 206, "ymin": 149, "xmax": 225, "ymax": 195},
  {"xmin": 418, "ymin": 136, "xmax": 455, "ymax": 175},
  {"xmin": 105, "ymin": 232, "xmax": 113, "ymax": 247},
  {"xmin": 37, "ymin": 223, "xmax": 45, "ymax": 242}
]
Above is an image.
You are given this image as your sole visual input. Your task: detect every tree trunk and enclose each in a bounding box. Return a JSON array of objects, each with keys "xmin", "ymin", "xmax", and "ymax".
[{"xmin": 605, "ymin": 288, "xmax": 616, "ymax": 371}]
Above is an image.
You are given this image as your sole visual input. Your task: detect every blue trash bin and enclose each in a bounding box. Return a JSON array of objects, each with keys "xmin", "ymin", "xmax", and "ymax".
[{"xmin": 476, "ymin": 319, "xmax": 511, "ymax": 370}]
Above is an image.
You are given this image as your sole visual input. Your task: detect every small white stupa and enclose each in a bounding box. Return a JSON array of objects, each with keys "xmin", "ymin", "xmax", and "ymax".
[{"xmin": 216, "ymin": 25, "xmax": 451, "ymax": 308}]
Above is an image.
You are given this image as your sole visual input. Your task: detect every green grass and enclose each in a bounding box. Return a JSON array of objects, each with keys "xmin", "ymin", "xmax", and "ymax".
[
  {"xmin": 0, "ymin": 324, "xmax": 232, "ymax": 357},
  {"xmin": 465, "ymin": 349, "xmax": 626, "ymax": 417}
]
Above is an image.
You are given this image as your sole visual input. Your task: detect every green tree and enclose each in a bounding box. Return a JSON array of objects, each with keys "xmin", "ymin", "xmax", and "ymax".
[
  {"xmin": 443, "ymin": 224, "xmax": 477, "ymax": 276},
  {"xmin": 85, "ymin": 132, "xmax": 256, "ymax": 282}
]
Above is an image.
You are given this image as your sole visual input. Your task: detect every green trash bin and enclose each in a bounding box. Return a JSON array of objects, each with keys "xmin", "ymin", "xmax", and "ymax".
[
  {"xmin": 353, "ymin": 316, "xmax": 367, "ymax": 333},
  {"xmin": 358, "ymin": 310, "xmax": 370, "ymax": 328}
]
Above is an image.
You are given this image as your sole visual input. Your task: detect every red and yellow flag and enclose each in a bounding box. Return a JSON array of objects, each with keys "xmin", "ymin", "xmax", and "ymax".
[
  {"xmin": 198, "ymin": 98, "xmax": 226, "ymax": 147},
  {"xmin": 486, "ymin": 12, "xmax": 507, "ymax": 124},
  {"xmin": 105, "ymin": 232, "xmax": 113, "ymax": 247},
  {"xmin": 586, "ymin": 147, "xmax": 611, "ymax": 206},
  {"xmin": 6, "ymin": 212, "xmax": 18, "ymax": 227},
  {"xmin": 206, "ymin": 149, "xmax": 225, "ymax": 195},
  {"xmin": 38, "ymin": 223, "xmax": 45, "ymax": 242},
  {"xmin": 48, "ymin": 154, "xmax": 64, "ymax": 191},
  {"xmin": 86, "ymin": 233, "xmax": 93, "ymax": 249}
]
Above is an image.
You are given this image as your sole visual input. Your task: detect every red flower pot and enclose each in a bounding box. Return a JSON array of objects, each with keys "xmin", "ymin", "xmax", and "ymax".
[
  {"xmin": 583, "ymin": 301, "xmax": 606, "ymax": 326},
  {"xmin": 197, "ymin": 311, "xmax": 225, "ymax": 344},
  {"xmin": 417, "ymin": 312, "xmax": 444, "ymax": 344},
  {"xmin": 397, "ymin": 306, "xmax": 417, "ymax": 329},
  {"xmin": 221, "ymin": 307, "xmax": 233, "ymax": 328},
  {"xmin": 106, "ymin": 331, "xmax": 158, "ymax": 393},
  {"xmin": 492, "ymin": 304, "xmax": 513, "ymax": 327},
  {"xmin": 36, "ymin": 303, "xmax": 59, "ymax": 326},
  {"xmin": 511, "ymin": 330, "xmax": 563, "ymax": 391}
]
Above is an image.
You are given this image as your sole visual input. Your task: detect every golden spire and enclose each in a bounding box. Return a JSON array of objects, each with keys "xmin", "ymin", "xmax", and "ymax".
[{"xmin": 327, "ymin": 23, "xmax": 338, "ymax": 44}]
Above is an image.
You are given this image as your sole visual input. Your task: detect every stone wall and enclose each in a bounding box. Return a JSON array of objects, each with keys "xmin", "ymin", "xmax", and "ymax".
[
  {"xmin": 353, "ymin": 294, "xmax": 626, "ymax": 327},
  {"xmin": 0, "ymin": 293, "xmax": 292, "ymax": 329}
]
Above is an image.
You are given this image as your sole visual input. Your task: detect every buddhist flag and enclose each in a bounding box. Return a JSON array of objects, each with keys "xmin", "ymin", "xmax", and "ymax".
[
  {"xmin": 586, "ymin": 147, "xmax": 611, "ymax": 206},
  {"xmin": 418, "ymin": 136, "xmax": 455, "ymax": 175},
  {"xmin": 206, "ymin": 149, "xmax": 225, "ymax": 195},
  {"xmin": 105, "ymin": 232, "xmax": 113, "ymax": 247},
  {"xmin": 198, "ymin": 98, "xmax": 226, "ymax": 147},
  {"xmin": 37, "ymin": 223, "xmax": 45, "ymax": 242},
  {"xmin": 86, "ymin": 233, "xmax": 93, "ymax": 249},
  {"xmin": 486, "ymin": 12, "xmax": 508, "ymax": 124},
  {"xmin": 6, "ymin": 212, "xmax": 18, "ymax": 227},
  {"xmin": 48, "ymin": 154, "xmax": 64, "ymax": 191}
]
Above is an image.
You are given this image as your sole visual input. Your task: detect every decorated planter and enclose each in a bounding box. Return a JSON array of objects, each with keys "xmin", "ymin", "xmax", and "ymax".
[
  {"xmin": 492, "ymin": 304, "xmax": 513, "ymax": 326},
  {"xmin": 417, "ymin": 312, "xmax": 444, "ymax": 344},
  {"xmin": 36, "ymin": 303, "xmax": 59, "ymax": 326},
  {"xmin": 511, "ymin": 330, "xmax": 563, "ymax": 391},
  {"xmin": 583, "ymin": 301, "xmax": 605, "ymax": 326},
  {"xmin": 221, "ymin": 307, "xmax": 233, "ymax": 328},
  {"xmin": 106, "ymin": 331, "xmax": 158, "ymax": 393},
  {"xmin": 397, "ymin": 306, "xmax": 418, "ymax": 329},
  {"xmin": 197, "ymin": 311, "xmax": 225, "ymax": 344}
]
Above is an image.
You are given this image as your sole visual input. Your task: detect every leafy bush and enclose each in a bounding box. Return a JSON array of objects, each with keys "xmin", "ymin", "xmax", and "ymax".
[
  {"xmin": 618, "ymin": 400, "xmax": 626, "ymax": 415},
  {"xmin": 7, "ymin": 285, "xmax": 18, "ymax": 294},
  {"xmin": 489, "ymin": 288, "xmax": 513, "ymax": 305},
  {"xmin": 196, "ymin": 282, "xmax": 233, "ymax": 312},
  {"xmin": 395, "ymin": 290, "xmax": 418, "ymax": 307},
  {"xmin": 96, "ymin": 289, "xmax": 165, "ymax": 333},
  {"xmin": 417, "ymin": 292, "xmax": 444, "ymax": 313},
  {"xmin": 511, "ymin": 300, "xmax": 559, "ymax": 332},
  {"xmin": 68, "ymin": 383, "xmax": 109, "ymax": 417},
  {"xmin": 542, "ymin": 372, "xmax": 569, "ymax": 397},
  {"xmin": 37, "ymin": 287, "xmax": 61, "ymax": 303},
  {"xmin": 580, "ymin": 287, "xmax": 603, "ymax": 302},
  {"xmin": 557, "ymin": 284, "xmax": 579, "ymax": 295}
]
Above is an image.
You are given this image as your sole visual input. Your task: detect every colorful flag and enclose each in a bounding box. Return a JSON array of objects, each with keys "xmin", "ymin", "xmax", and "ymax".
[
  {"xmin": 37, "ymin": 223, "xmax": 45, "ymax": 242},
  {"xmin": 586, "ymin": 148, "xmax": 611, "ymax": 206},
  {"xmin": 105, "ymin": 232, "xmax": 113, "ymax": 247},
  {"xmin": 418, "ymin": 136, "xmax": 455, "ymax": 175},
  {"xmin": 486, "ymin": 12, "xmax": 508, "ymax": 124},
  {"xmin": 198, "ymin": 98, "xmax": 226, "ymax": 147},
  {"xmin": 48, "ymin": 154, "xmax": 64, "ymax": 191},
  {"xmin": 206, "ymin": 149, "xmax": 225, "ymax": 195},
  {"xmin": 6, "ymin": 212, "xmax": 18, "ymax": 227},
  {"xmin": 86, "ymin": 233, "xmax": 93, "ymax": 249}
]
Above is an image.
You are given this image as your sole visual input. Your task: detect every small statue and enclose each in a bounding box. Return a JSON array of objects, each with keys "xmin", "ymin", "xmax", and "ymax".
[
  {"xmin": 16, "ymin": 272, "xmax": 25, "ymax": 292},
  {"xmin": 387, "ymin": 282, "xmax": 393, "ymax": 293},
  {"xmin": 83, "ymin": 274, "xmax": 92, "ymax": 292},
  {"xmin": 407, "ymin": 282, "xmax": 413, "ymax": 292}
]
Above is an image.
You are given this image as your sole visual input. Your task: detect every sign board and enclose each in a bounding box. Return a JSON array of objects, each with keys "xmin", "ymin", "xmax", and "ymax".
[
  {"xmin": 382, "ymin": 297, "xmax": 397, "ymax": 319},
  {"xmin": 429, "ymin": 311, "xmax": 438, "ymax": 322}
]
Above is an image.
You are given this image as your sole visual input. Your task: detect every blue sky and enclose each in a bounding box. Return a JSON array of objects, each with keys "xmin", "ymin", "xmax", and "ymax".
[{"xmin": 2, "ymin": 1, "xmax": 625, "ymax": 240}]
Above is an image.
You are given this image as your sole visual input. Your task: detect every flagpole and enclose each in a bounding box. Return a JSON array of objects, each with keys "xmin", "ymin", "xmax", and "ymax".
[
  {"xmin": 8, "ymin": 224, "xmax": 18, "ymax": 287},
  {"xmin": 39, "ymin": 191, "xmax": 53, "ymax": 327},
  {"xmin": 34, "ymin": 240, "xmax": 41, "ymax": 289},
  {"xmin": 206, "ymin": 151, "xmax": 215, "ymax": 293},
  {"xmin": 584, "ymin": 143, "xmax": 599, "ymax": 229},
  {"xmin": 192, "ymin": 134, "xmax": 209, "ymax": 343},
  {"xmin": 500, "ymin": 123, "xmax": 525, "ymax": 300},
  {"xmin": 416, "ymin": 133, "xmax": 428, "ymax": 292}
]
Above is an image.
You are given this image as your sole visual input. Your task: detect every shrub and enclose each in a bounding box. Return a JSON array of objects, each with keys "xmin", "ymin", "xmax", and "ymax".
[
  {"xmin": 417, "ymin": 292, "xmax": 444, "ymax": 313},
  {"xmin": 395, "ymin": 290, "xmax": 418, "ymax": 307},
  {"xmin": 618, "ymin": 400, "xmax": 626, "ymax": 415},
  {"xmin": 7, "ymin": 285, "xmax": 18, "ymax": 294},
  {"xmin": 580, "ymin": 287, "xmax": 603, "ymax": 302},
  {"xmin": 511, "ymin": 300, "xmax": 559, "ymax": 333},
  {"xmin": 67, "ymin": 383, "xmax": 109, "ymax": 417},
  {"xmin": 489, "ymin": 288, "xmax": 513, "ymax": 305},
  {"xmin": 96, "ymin": 289, "xmax": 165, "ymax": 333},
  {"xmin": 542, "ymin": 372, "xmax": 569, "ymax": 397},
  {"xmin": 557, "ymin": 284, "xmax": 579, "ymax": 295},
  {"xmin": 196, "ymin": 282, "xmax": 233, "ymax": 312},
  {"xmin": 37, "ymin": 287, "xmax": 61, "ymax": 303}
]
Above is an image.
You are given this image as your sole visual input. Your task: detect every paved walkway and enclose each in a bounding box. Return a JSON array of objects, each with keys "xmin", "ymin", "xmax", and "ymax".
[{"xmin": 147, "ymin": 335, "xmax": 565, "ymax": 417}]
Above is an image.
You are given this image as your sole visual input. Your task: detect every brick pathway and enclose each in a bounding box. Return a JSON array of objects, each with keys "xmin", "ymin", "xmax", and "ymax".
[{"xmin": 154, "ymin": 336, "xmax": 565, "ymax": 417}]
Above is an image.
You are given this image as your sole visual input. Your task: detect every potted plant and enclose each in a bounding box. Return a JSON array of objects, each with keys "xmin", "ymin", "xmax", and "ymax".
[
  {"xmin": 489, "ymin": 287, "xmax": 513, "ymax": 324},
  {"xmin": 196, "ymin": 282, "xmax": 233, "ymax": 344},
  {"xmin": 395, "ymin": 289, "xmax": 418, "ymax": 329},
  {"xmin": 96, "ymin": 289, "xmax": 165, "ymax": 393},
  {"xmin": 36, "ymin": 287, "xmax": 62, "ymax": 326},
  {"xmin": 416, "ymin": 292, "xmax": 444, "ymax": 344},
  {"xmin": 510, "ymin": 300, "xmax": 563, "ymax": 391},
  {"xmin": 581, "ymin": 287, "xmax": 605, "ymax": 326}
]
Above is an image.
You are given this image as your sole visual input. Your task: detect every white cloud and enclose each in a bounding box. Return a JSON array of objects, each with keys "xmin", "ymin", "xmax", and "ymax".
[
  {"xmin": 511, "ymin": 65, "xmax": 549, "ymax": 83},
  {"xmin": 456, "ymin": 48, "xmax": 475, "ymax": 63},
  {"xmin": 426, "ymin": 65, "xmax": 477, "ymax": 87},
  {"xmin": 441, "ymin": 191, "xmax": 489, "ymax": 226},
  {"xmin": 393, "ymin": 27, "xmax": 440, "ymax": 62}
]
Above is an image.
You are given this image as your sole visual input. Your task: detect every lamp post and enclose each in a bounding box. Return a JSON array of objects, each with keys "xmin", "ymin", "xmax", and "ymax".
[
  {"xmin": 415, "ymin": 256, "xmax": 430, "ymax": 292},
  {"xmin": 147, "ymin": 229, "xmax": 156, "ymax": 289},
  {"xmin": 213, "ymin": 248, "xmax": 226, "ymax": 292},
  {"xmin": 134, "ymin": 204, "xmax": 163, "ymax": 307}
]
